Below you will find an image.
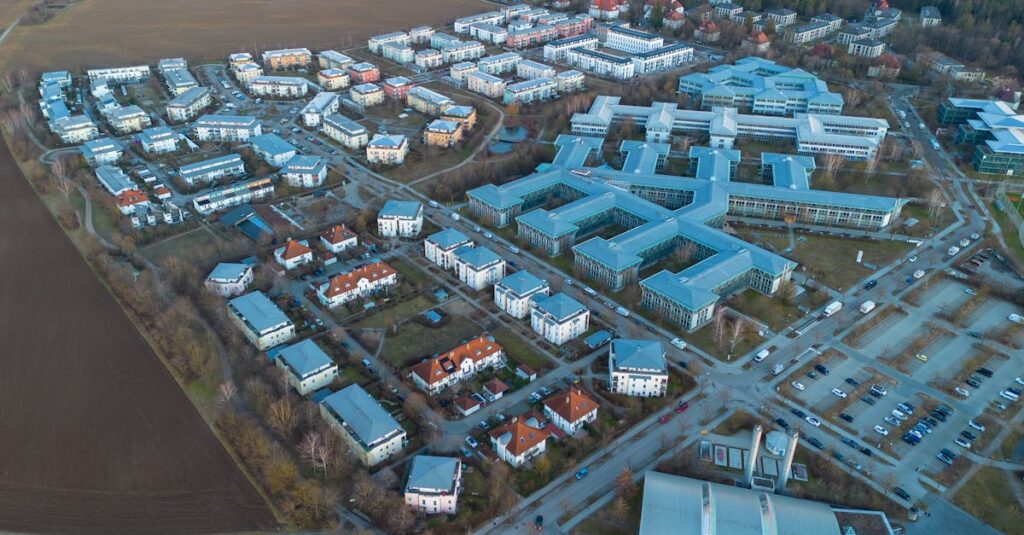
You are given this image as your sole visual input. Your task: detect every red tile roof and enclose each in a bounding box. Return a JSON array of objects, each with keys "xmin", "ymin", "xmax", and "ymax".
[
  {"xmin": 280, "ymin": 239, "xmax": 312, "ymax": 260},
  {"xmin": 116, "ymin": 190, "xmax": 148, "ymax": 207},
  {"xmin": 484, "ymin": 378, "xmax": 509, "ymax": 396},
  {"xmin": 544, "ymin": 387, "xmax": 599, "ymax": 424},
  {"xmin": 321, "ymin": 224, "xmax": 356, "ymax": 245},
  {"xmin": 455, "ymin": 395, "xmax": 480, "ymax": 411},
  {"xmin": 409, "ymin": 335, "xmax": 503, "ymax": 386},
  {"xmin": 322, "ymin": 261, "xmax": 396, "ymax": 298},
  {"xmin": 489, "ymin": 416, "xmax": 548, "ymax": 456},
  {"xmin": 748, "ymin": 31, "xmax": 769, "ymax": 44}
]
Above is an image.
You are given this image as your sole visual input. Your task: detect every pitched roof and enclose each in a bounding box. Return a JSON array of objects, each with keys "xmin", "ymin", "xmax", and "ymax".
[
  {"xmin": 544, "ymin": 387, "xmax": 599, "ymax": 423},
  {"xmin": 489, "ymin": 416, "xmax": 548, "ymax": 456},
  {"xmin": 279, "ymin": 239, "xmax": 312, "ymax": 260},
  {"xmin": 484, "ymin": 378, "xmax": 509, "ymax": 395},
  {"xmin": 405, "ymin": 455, "xmax": 460, "ymax": 493},
  {"xmin": 276, "ymin": 339, "xmax": 335, "ymax": 379},
  {"xmin": 321, "ymin": 224, "xmax": 356, "ymax": 244},
  {"xmin": 321, "ymin": 261, "xmax": 397, "ymax": 298},
  {"xmin": 455, "ymin": 395, "xmax": 480, "ymax": 411},
  {"xmin": 116, "ymin": 189, "xmax": 148, "ymax": 207},
  {"xmin": 321, "ymin": 384, "xmax": 402, "ymax": 446},
  {"xmin": 409, "ymin": 335, "xmax": 503, "ymax": 386}
]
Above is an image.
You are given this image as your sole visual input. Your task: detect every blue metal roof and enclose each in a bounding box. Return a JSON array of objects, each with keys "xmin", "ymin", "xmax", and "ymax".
[
  {"xmin": 427, "ymin": 227, "xmax": 472, "ymax": 249},
  {"xmin": 251, "ymin": 133, "xmax": 297, "ymax": 156},
  {"xmin": 228, "ymin": 291, "xmax": 291, "ymax": 333},
  {"xmin": 406, "ymin": 455, "xmax": 459, "ymax": 493},
  {"xmin": 379, "ymin": 199, "xmax": 421, "ymax": 218},
  {"xmin": 321, "ymin": 384, "xmax": 402, "ymax": 446},
  {"xmin": 276, "ymin": 339, "xmax": 335, "ymax": 379},
  {"xmin": 497, "ymin": 270, "xmax": 548, "ymax": 296},
  {"xmin": 454, "ymin": 245, "xmax": 503, "ymax": 269},
  {"xmin": 208, "ymin": 262, "xmax": 250, "ymax": 282},
  {"xmin": 611, "ymin": 339, "xmax": 667, "ymax": 372},
  {"xmin": 533, "ymin": 292, "xmax": 587, "ymax": 321}
]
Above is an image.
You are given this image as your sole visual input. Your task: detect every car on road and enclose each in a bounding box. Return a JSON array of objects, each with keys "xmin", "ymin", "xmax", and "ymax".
[
  {"xmin": 615, "ymin": 306, "xmax": 630, "ymax": 317},
  {"xmin": 915, "ymin": 353, "xmax": 928, "ymax": 362},
  {"xmin": 583, "ymin": 286, "xmax": 597, "ymax": 296},
  {"xmin": 908, "ymin": 255, "xmax": 918, "ymax": 263},
  {"xmin": 465, "ymin": 436, "xmax": 478, "ymax": 448},
  {"xmin": 954, "ymin": 437, "xmax": 972, "ymax": 449},
  {"xmin": 831, "ymin": 388, "xmax": 848, "ymax": 398},
  {"xmin": 534, "ymin": 515, "xmax": 544, "ymax": 531},
  {"xmin": 864, "ymin": 280, "xmax": 877, "ymax": 290},
  {"xmin": 574, "ymin": 468, "xmax": 589, "ymax": 480},
  {"xmin": 675, "ymin": 401, "xmax": 689, "ymax": 413},
  {"xmin": 884, "ymin": 416, "xmax": 901, "ymax": 426},
  {"xmin": 954, "ymin": 387, "xmax": 971, "ymax": 397},
  {"xmin": 564, "ymin": 278, "xmax": 574, "ymax": 286},
  {"xmin": 775, "ymin": 418, "xmax": 789, "ymax": 429},
  {"xmin": 805, "ymin": 416, "xmax": 821, "ymax": 427},
  {"xmin": 483, "ymin": 231, "xmax": 494, "ymax": 239},
  {"xmin": 791, "ymin": 408, "xmax": 806, "ymax": 418},
  {"xmin": 791, "ymin": 381, "xmax": 805, "ymax": 391},
  {"xmin": 478, "ymin": 420, "xmax": 489, "ymax": 430},
  {"xmin": 839, "ymin": 413, "xmax": 854, "ymax": 423},
  {"xmin": 968, "ymin": 419, "xmax": 985, "ymax": 432},
  {"xmin": 807, "ymin": 437, "xmax": 824, "ymax": 449},
  {"xmin": 893, "ymin": 487, "xmax": 911, "ymax": 500},
  {"xmin": 967, "ymin": 331, "xmax": 982, "ymax": 338},
  {"xmin": 873, "ymin": 425, "xmax": 889, "ymax": 436},
  {"xmin": 670, "ymin": 338, "xmax": 687, "ymax": 350}
]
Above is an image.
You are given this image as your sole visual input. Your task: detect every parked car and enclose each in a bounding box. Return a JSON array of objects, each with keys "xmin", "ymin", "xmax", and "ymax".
[
  {"xmin": 675, "ymin": 401, "xmax": 689, "ymax": 413},
  {"xmin": 961, "ymin": 430, "xmax": 977, "ymax": 441},
  {"xmin": 831, "ymin": 388, "xmax": 848, "ymax": 398},
  {"xmin": 870, "ymin": 384, "xmax": 888, "ymax": 397},
  {"xmin": 839, "ymin": 413, "xmax": 854, "ymax": 423},
  {"xmin": 954, "ymin": 387, "xmax": 971, "ymax": 397},
  {"xmin": 954, "ymin": 437, "xmax": 972, "ymax": 449},
  {"xmin": 465, "ymin": 436, "xmax": 478, "ymax": 448},
  {"xmin": 815, "ymin": 364, "xmax": 830, "ymax": 375},
  {"xmin": 574, "ymin": 468, "xmax": 589, "ymax": 480},
  {"xmin": 893, "ymin": 487, "xmax": 911, "ymax": 500},
  {"xmin": 873, "ymin": 425, "xmax": 889, "ymax": 436},
  {"xmin": 805, "ymin": 416, "xmax": 821, "ymax": 427},
  {"xmin": 968, "ymin": 419, "xmax": 985, "ymax": 432},
  {"xmin": 807, "ymin": 437, "xmax": 824, "ymax": 449},
  {"xmin": 775, "ymin": 418, "xmax": 790, "ymax": 429},
  {"xmin": 845, "ymin": 377, "xmax": 860, "ymax": 387},
  {"xmin": 884, "ymin": 416, "xmax": 901, "ymax": 426},
  {"xmin": 791, "ymin": 381, "xmax": 806, "ymax": 391},
  {"xmin": 861, "ymin": 396, "xmax": 877, "ymax": 406},
  {"xmin": 791, "ymin": 408, "xmax": 806, "ymax": 418}
]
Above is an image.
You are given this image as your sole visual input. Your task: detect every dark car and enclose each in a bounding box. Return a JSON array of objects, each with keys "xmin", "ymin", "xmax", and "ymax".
[
  {"xmin": 840, "ymin": 413, "xmax": 854, "ymax": 423},
  {"xmin": 861, "ymin": 396, "xmax": 877, "ymax": 405},
  {"xmin": 902, "ymin": 433, "xmax": 920, "ymax": 445},
  {"xmin": 967, "ymin": 331, "xmax": 983, "ymax": 338},
  {"xmin": 860, "ymin": 447, "xmax": 873, "ymax": 457},
  {"xmin": 940, "ymin": 448, "xmax": 959, "ymax": 460},
  {"xmin": 976, "ymin": 368, "xmax": 994, "ymax": 378},
  {"xmin": 832, "ymin": 451, "xmax": 845, "ymax": 462},
  {"xmin": 931, "ymin": 410, "xmax": 947, "ymax": 422},
  {"xmin": 937, "ymin": 404, "xmax": 954, "ymax": 415},
  {"xmin": 845, "ymin": 377, "xmax": 860, "ymax": 387},
  {"xmin": 806, "ymin": 371, "xmax": 818, "ymax": 379},
  {"xmin": 807, "ymin": 437, "xmax": 824, "ymax": 449},
  {"xmin": 814, "ymin": 364, "xmax": 830, "ymax": 375},
  {"xmin": 775, "ymin": 418, "xmax": 790, "ymax": 429},
  {"xmin": 966, "ymin": 378, "xmax": 982, "ymax": 388},
  {"xmin": 961, "ymin": 430, "xmax": 977, "ymax": 441},
  {"xmin": 925, "ymin": 416, "xmax": 939, "ymax": 427},
  {"xmin": 791, "ymin": 408, "xmax": 806, "ymax": 418},
  {"xmin": 893, "ymin": 487, "xmax": 911, "ymax": 500},
  {"xmin": 864, "ymin": 280, "xmax": 878, "ymax": 290},
  {"xmin": 842, "ymin": 437, "xmax": 858, "ymax": 448}
]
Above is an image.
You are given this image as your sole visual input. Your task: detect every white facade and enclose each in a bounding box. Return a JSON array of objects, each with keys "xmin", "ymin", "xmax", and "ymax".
[
  {"xmin": 489, "ymin": 417, "xmax": 548, "ymax": 467},
  {"xmin": 109, "ymin": 106, "xmax": 151, "ymax": 134},
  {"xmin": 227, "ymin": 291, "xmax": 296, "ymax": 350},
  {"xmin": 454, "ymin": 11, "xmax": 503, "ymax": 33},
  {"xmin": 404, "ymin": 456, "xmax": 462, "ymax": 515},
  {"xmin": 415, "ymin": 49, "xmax": 444, "ymax": 69},
  {"xmin": 281, "ymin": 155, "xmax": 328, "ymax": 188},
  {"xmin": 377, "ymin": 200, "xmax": 423, "ymax": 237},
  {"xmin": 368, "ymin": 31, "xmax": 410, "ymax": 54},
  {"xmin": 479, "ymin": 53, "xmax": 522, "ymax": 75},
  {"xmin": 301, "ymin": 92, "xmax": 339, "ymax": 127},
  {"xmin": 366, "ymin": 134, "xmax": 409, "ymax": 165},
  {"xmin": 204, "ymin": 262, "xmax": 254, "ymax": 297},
  {"xmin": 467, "ymin": 72, "xmax": 506, "ymax": 99},
  {"xmin": 442, "ymin": 41, "xmax": 486, "ymax": 64},
  {"xmin": 530, "ymin": 293, "xmax": 590, "ymax": 345},
  {"xmin": 450, "ymin": 62, "xmax": 478, "ymax": 84},
  {"xmin": 274, "ymin": 240, "xmax": 313, "ymax": 270},
  {"xmin": 322, "ymin": 113, "xmax": 369, "ymax": 149},
  {"xmin": 138, "ymin": 127, "xmax": 178, "ymax": 154},
  {"xmin": 194, "ymin": 115, "xmax": 262, "ymax": 142},
  {"xmin": 351, "ymin": 83, "xmax": 385, "ymax": 108},
  {"xmin": 608, "ymin": 339, "xmax": 669, "ymax": 397},
  {"xmin": 275, "ymin": 339, "xmax": 339, "ymax": 395},
  {"xmin": 318, "ymin": 69, "xmax": 350, "ymax": 90},
  {"xmin": 424, "ymin": 228, "xmax": 474, "ymax": 270},
  {"xmin": 166, "ymin": 87, "xmax": 212, "ymax": 123},
  {"xmin": 320, "ymin": 224, "xmax": 358, "ymax": 253},
  {"xmin": 516, "ymin": 60, "xmax": 556, "ymax": 80},
  {"xmin": 469, "ymin": 22, "xmax": 509, "ymax": 44},
  {"xmin": 321, "ymin": 385, "xmax": 407, "ymax": 466},
  {"xmin": 249, "ymin": 76, "xmax": 309, "ymax": 98},
  {"xmin": 494, "ymin": 271, "xmax": 550, "ymax": 319},
  {"xmin": 316, "ymin": 262, "xmax": 398, "ymax": 308},
  {"xmin": 453, "ymin": 247, "xmax": 507, "ymax": 290},
  {"xmin": 566, "ymin": 48, "xmax": 635, "ymax": 80},
  {"xmin": 54, "ymin": 116, "xmax": 99, "ymax": 144},
  {"xmin": 543, "ymin": 35, "xmax": 599, "ymax": 62},
  {"xmin": 606, "ymin": 27, "xmax": 663, "ymax": 54},
  {"xmin": 192, "ymin": 178, "xmax": 274, "ymax": 215},
  {"xmin": 86, "ymin": 65, "xmax": 150, "ymax": 85}
]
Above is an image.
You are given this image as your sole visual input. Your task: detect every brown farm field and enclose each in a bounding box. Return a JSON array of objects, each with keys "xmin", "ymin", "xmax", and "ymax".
[
  {"xmin": 0, "ymin": 140, "xmax": 275, "ymax": 532},
  {"xmin": 0, "ymin": 0, "xmax": 490, "ymax": 72}
]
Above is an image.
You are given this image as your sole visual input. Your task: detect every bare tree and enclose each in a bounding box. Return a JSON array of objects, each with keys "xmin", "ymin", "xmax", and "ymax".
[
  {"xmin": 844, "ymin": 88, "xmax": 864, "ymax": 109},
  {"xmin": 51, "ymin": 157, "xmax": 73, "ymax": 201},
  {"xmin": 267, "ymin": 398, "xmax": 297, "ymax": 437},
  {"xmin": 926, "ymin": 188, "xmax": 944, "ymax": 220},
  {"xmin": 712, "ymin": 307, "xmax": 727, "ymax": 347},
  {"xmin": 728, "ymin": 318, "xmax": 747, "ymax": 357},
  {"xmin": 821, "ymin": 153, "xmax": 843, "ymax": 180},
  {"xmin": 217, "ymin": 381, "xmax": 237, "ymax": 405},
  {"xmin": 863, "ymin": 152, "xmax": 880, "ymax": 184}
]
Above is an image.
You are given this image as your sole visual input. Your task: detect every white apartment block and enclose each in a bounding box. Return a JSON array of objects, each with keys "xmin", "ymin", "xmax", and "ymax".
[
  {"xmin": 377, "ymin": 199, "xmax": 422, "ymax": 237},
  {"xmin": 404, "ymin": 456, "xmax": 462, "ymax": 515},
  {"xmin": 442, "ymin": 41, "xmax": 486, "ymax": 64},
  {"xmin": 227, "ymin": 291, "xmax": 296, "ymax": 350},
  {"xmin": 467, "ymin": 72, "xmax": 506, "ymax": 99},
  {"xmin": 79, "ymin": 137, "xmax": 122, "ymax": 166},
  {"xmin": 606, "ymin": 26, "xmax": 663, "ymax": 54},
  {"xmin": 318, "ymin": 68, "xmax": 350, "ymax": 90},
  {"xmin": 54, "ymin": 115, "xmax": 99, "ymax": 144},
  {"xmin": 454, "ymin": 11, "xmax": 503, "ymax": 33},
  {"xmin": 453, "ymin": 246, "xmax": 506, "ymax": 290},
  {"xmin": 566, "ymin": 48, "xmax": 635, "ymax": 80},
  {"xmin": 450, "ymin": 62, "xmax": 479, "ymax": 84},
  {"xmin": 234, "ymin": 62, "xmax": 263, "ymax": 84},
  {"xmin": 275, "ymin": 339, "xmax": 339, "ymax": 396},
  {"xmin": 408, "ymin": 335, "xmax": 504, "ymax": 394},
  {"xmin": 319, "ymin": 50, "xmax": 354, "ymax": 70},
  {"xmin": 316, "ymin": 262, "xmax": 398, "ymax": 308},
  {"xmin": 478, "ymin": 52, "xmax": 522, "ymax": 76},
  {"xmin": 608, "ymin": 339, "xmax": 668, "ymax": 397},
  {"xmin": 249, "ymin": 76, "xmax": 309, "ymax": 98},
  {"xmin": 228, "ymin": 52, "xmax": 253, "ymax": 70},
  {"xmin": 204, "ymin": 262, "xmax": 254, "ymax": 297},
  {"xmin": 469, "ymin": 22, "xmax": 508, "ymax": 45},
  {"xmin": 543, "ymin": 35, "xmax": 599, "ymax": 62},
  {"xmin": 321, "ymin": 385, "xmax": 407, "ymax": 466},
  {"xmin": 368, "ymin": 31, "xmax": 410, "ymax": 54},
  {"xmin": 86, "ymin": 65, "xmax": 150, "ymax": 85},
  {"xmin": 322, "ymin": 113, "xmax": 369, "ymax": 149},
  {"xmin": 351, "ymin": 83, "xmax": 385, "ymax": 108},
  {"xmin": 516, "ymin": 60, "xmax": 556, "ymax": 80},
  {"xmin": 109, "ymin": 105, "xmax": 151, "ymax": 134},
  {"xmin": 503, "ymin": 77, "xmax": 557, "ymax": 105},
  {"xmin": 494, "ymin": 270, "xmax": 550, "ymax": 319},
  {"xmin": 301, "ymin": 91, "xmax": 339, "ymax": 127},
  {"xmin": 382, "ymin": 43, "xmax": 415, "ymax": 65},
  {"xmin": 848, "ymin": 38, "xmax": 885, "ymax": 58},
  {"xmin": 409, "ymin": 26, "xmax": 434, "ymax": 44},
  {"xmin": 530, "ymin": 292, "xmax": 590, "ymax": 345},
  {"xmin": 556, "ymin": 70, "xmax": 586, "ymax": 93},
  {"xmin": 281, "ymin": 155, "xmax": 328, "ymax": 188},
  {"xmin": 192, "ymin": 177, "xmax": 274, "ymax": 215},
  {"xmin": 765, "ymin": 8, "xmax": 797, "ymax": 27},
  {"xmin": 367, "ymin": 134, "xmax": 409, "ymax": 165},
  {"xmin": 166, "ymin": 86, "xmax": 212, "ymax": 123},
  {"xmin": 138, "ymin": 126, "xmax": 178, "ymax": 154},
  {"xmin": 424, "ymin": 228, "xmax": 474, "ymax": 270},
  {"xmin": 194, "ymin": 114, "xmax": 262, "ymax": 142},
  {"xmin": 633, "ymin": 44, "xmax": 693, "ymax": 75},
  {"xmin": 162, "ymin": 67, "xmax": 198, "ymax": 95},
  {"xmin": 95, "ymin": 165, "xmax": 137, "ymax": 195},
  {"xmin": 415, "ymin": 49, "xmax": 444, "ymax": 69},
  {"xmin": 179, "ymin": 154, "xmax": 245, "ymax": 186}
]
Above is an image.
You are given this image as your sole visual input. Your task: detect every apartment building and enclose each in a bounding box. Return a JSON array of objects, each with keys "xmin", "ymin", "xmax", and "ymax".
[
  {"xmin": 229, "ymin": 52, "xmax": 254, "ymax": 70},
  {"xmin": 179, "ymin": 154, "xmax": 245, "ymax": 186},
  {"xmin": 632, "ymin": 44, "xmax": 692, "ymax": 75},
  {"xmin": 449, "ymin": 62, "xmax": 479, "ymax": 84},
  {"xmin": 322, "ymin": 113, "xmax": 369, "ymax": 149},
  {"xmin": 368, "ymin": 31, "xmax": 410, "ymax": 54},
  {"xmin": 320, "ymin": 224, "xmax": 358, "ymax": 253},
  {"xmin": 479, "ymin": 52, "xmax": 522, "ymax": 75},
  {"xmin": 86, "ymin": 65, "xmax": 150, "ymax": 85},
  {"xmin": 920, "ymin": 6, "xmax": 941, "ymax": 27},
  {"xmin": 204, "ymin": 262, "xmax": 254, "ymax": 297},
  {"xmin": 494, "ymin": 270, "xmax": 550, "ymax": 318},
  {"xmin": 382, "ymin": 43, "xmax": 415, "ymax": 65},
  {"xmin": 440, "ymin": 105, "xmax": 478, "ymax": 130},
  {"xmin": 467, "ymin": 72, "xmax": 507, "ymax": 99},
  {"xmin": 282, "ymin": 155, "xmax": 327, "ymax": 187},
  {"xmin": 503, "ymin": 77, "xmax": 557, "ymax": 105},
  {"xmin": 424, "ymin": 119, "xmax": 464, "ymax": 147},
  {"xmin": 137, "ymin": 126, "xmax": 177, "ymax": 154},
  {"xmin": 409, "ymin": 26, "xmax": 435, "ymax": 44},
  {"xmin": 442, "ymin": 41, "xmax": 485, "ymax": 63},
  {"xmin": 261, "ymin": 48, "xmax": 312, "ymax": 70},
  {"xmin": 79, "ymin": 137, "xmax": 122, "ymax": 166},
  {"xmin": 166, "ymin": 86, "xmax": 212, "ymax": 122},
  {"xmin": 249, "ymin": 76, "xmax": 309, "ymax": 98},
  {"xmin": 95, "ymin": 165, "xmax": 137, "ymax": 195},
  {"xmin": 566, "ymin": 48, "xmax": 635, "ymax": 80},
  {"xmin": 194, "ymin": 114, "xmax": 262, "ymax": 142},
  {"xmin": 506, "ymin": 24, "xmax": 558, "ymax": 48},
  {"xmin": 530, "ymin": 292, "xmax": 589, "ymax": 345},
  {"xmin": 516, "ymin": 60, "xmax": 556, "ymax": 80},
  {"xmin": 377, "ymin": 199, "xmax": 422, "ymax": 237},
  {"xmin": 469, "ymin": 22, "xmax": 508, "ymax": 45},
  {"xmin": 348, "ymin": 62, "xmax": 381, "ymax": 84},
  {"xmin": 275, "ymin": 339, "xmax": 339, "ymax": 395},
  {"xmin": 383, "ymin": 77, "xmax": 415, "ymax": 100},
  {"xmin": 606, "ymin": 26, "xmax": 662, "ymax": 53},
  {"xmin": 319, "ymin": 50, "xmax": 354, "ymax": 70},
  {"xmin": 431, "ymin": 32, "xmax": 462, "ymax": 50},
  {"xmin": 251, "ymin": 133, "xmax": 297, "ymax": 167},
  {"xmin": 609, "ymin": 339, "xmax": 668, "ymax": 397},
  {"xmin": 454, "ymin": 11, "xmax": 503, "ymax": 33},
  {"xmin": 404, "ymin": 456, "xmax": 462, "ymax": 515},
  {"xmin": 453, "ymin": 246, "xmax": 506, "ymax": 290},
  {"xmin": 543, "ymin": 34, "xmax": 599, "ymax": 62},
  {"xmin": 321, "ymin": 385, "xmax": 407, "ymax": 466},
  {"xmin": 415, "ymin": 49, "xmax": 444, "ymax": 70},
  {"xmin": 109, "ymin": 105, "xmax": 151, "ymax": 134},
  {"xmin": 366, "ymin": 134, "xmax": 409, "ymax": 165},
  {"xmin": 318, "ymin": 68, "xmax": 350, "ymax": 90},
  {"xmin": 192, "ymin": 177, "xmax": 274, "ymax": 215},
  {"xmin": 425, "ymin": 228, "xmax": 474, "ymax": 270},
  {"xmin": 301, "ymin": 91, "xmax": 339, "ymax": 127},
  {"xmin": 234, "ymin": 62, "xmax": 263, "ymax": 84},
  {"xmin": 408, "ymin": 335, "xmax": 504, "ymax": 394},
  {"xmin": 351, "ymin": 83, "xmax": 385, "ymax": 108},
  {"xmin": 849, "ymin": 38, "xmax": 885, "ymax": 58},
  {"xmin": 764, "ymin": 8, "xmax": 797, "ymax": 27},
  {"xmin": 316, "ymin": 261, "xmax": 398, "ymax": 307},
  {"xmin": 227, "ymin": 291, "xmax": 295, "ymax": 350},
  {"xmin": 407, "ymin": 86, "xmax": 455, "ymax": 115}
]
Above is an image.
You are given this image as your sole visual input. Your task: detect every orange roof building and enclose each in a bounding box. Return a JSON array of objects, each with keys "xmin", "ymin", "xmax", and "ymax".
[
  {"xmin": 543, "ymin": 387, "xmax": 600, "ymax": 435},
  {"xmin": 489, "ymin": 414, "xmax": 549, "ymax": 467},
  {"xmin": 274, "ymin": 239, "xmax": 313, "ymax": 269},
  {"xmin": 317, "ymin": 261, "xmax": 398, "ymax": 307},
  {"xmin": 116, "ymin": 190, "xmax": 149, "ymax": 214},
  {"xmin": 408, "ymin": 335, "xmax": 505, "ymax": 394},
  {"xmin": 320, "ymin": 224, "xmax": 358, "ymax": 253}
]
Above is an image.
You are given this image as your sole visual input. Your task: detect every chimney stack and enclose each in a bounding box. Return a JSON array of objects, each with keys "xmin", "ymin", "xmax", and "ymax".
[
  {"xmin": 743, "ymin": 425, "xmax": 763, "ymax": 487},
  {"xmin": 776, "ymin": 430, "xmax": 800, "ymax": 490}
]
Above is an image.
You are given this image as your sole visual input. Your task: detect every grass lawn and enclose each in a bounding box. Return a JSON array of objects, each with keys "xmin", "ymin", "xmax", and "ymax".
[
  {"xmin": 953, "ymin": 467, "xmax": 1022, "ymax": 535},
  {"xmin": 139, "ymin": 227, "xmax": 222, "ymax": 265},
  {"xmin": 759, "ymin": 231, "xmax": 912, "ymax": 291},
  {"xmin": 570, "ymin": 488, "xmax": 643, "ymax": 535},
  {"xmin": 726, "ymin": 288, "xmax": 826, "ymax": 332},
  {"xmin": 490, "ymin": 326, "xmax": 552, "ymax": 371},
  {"xmin": 1000, "ymin": 429, "xmax": 1024, "ymax": 461},
  {"xmin": 392, "ymin": 258, "xmax": 432, "ymax": 286},
  {"xmin": 379, "ymin": 320, "xmax": 483, "ymax": 368},
  {"xmin": 70, "ymin": 188, "xmax": 119, "ymax": 241},
  {"xmin": 353, "ymin": 294, "xmax": 432, "ymax": 329},
  {"xmin": 515, "ymin": 442, "xmax": 567, "ymax": 495},
  {"xmin": 990, "ymin": 201, "xmax": 1024, "ymax": 266},
  {"xmin": 681, "ymin": 319, "xmax": 761, "ymax": 362}
]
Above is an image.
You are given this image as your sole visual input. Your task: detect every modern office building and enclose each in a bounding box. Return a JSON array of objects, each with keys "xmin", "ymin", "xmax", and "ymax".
[
  {"xmin": 942, "ymin": 97, "xmax": 1024, "ymax": 175},
  {"xmin": 678, "ymin": 57, "xmax": 843, "ymax": 115}
]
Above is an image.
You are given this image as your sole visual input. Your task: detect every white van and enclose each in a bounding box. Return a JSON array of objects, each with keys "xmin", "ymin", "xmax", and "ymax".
[{"xmin": 754, "ymin": 349, "xmax": 770, "ymax": 362}]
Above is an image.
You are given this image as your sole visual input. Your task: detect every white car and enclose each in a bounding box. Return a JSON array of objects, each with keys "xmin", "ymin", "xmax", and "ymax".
[
  {"xmin": 908, "ymin": 256, "xmax": 918, "ymax": 263},
  {"xmin": 970, "ymin": 233, "xmax": 980, "ymax": 240},
  {"xmin": 805, "ymin": 416, "xmax": 821, "ymax": 427},
  {"xmin": 670, "ymin": 338, "xmax": 687, "ymax": 350},
  {"xmin": 791, "ymin": 381, "xmax": 806, "ymax": 391},
  {"xmin": 583, "ymin": 286, "xmax": 597, "ymax": 296},
  {"xmin": 892, "ymin": 409, "xmax": 908, "ymax": 421},
  {"xmin": 1011, "ymin": 314, "xmax": 1024, "ymax": 325},
  {"xmin": 831, "ymin": 388, "xmax": 848, "ymax": 398},
  {"xmin": 873, "ymin": 425, "xmax": 889, "ymax": 436},
  {"xmin": 913, "ymin": 270, "xmax": 925, "ymax": 279},
  {"xmin": 968, "ymin": 419, "xmax": 985, "ymax": 432},
  {"xmin": 465, "ymin": 436, "xmax": 478, "ymax": 448},
  {"xmin": 954, "ymin": 437, "xmax": 972, "ymax": 449},
  {"xmin": 959, "ymin": 238, "xmax": 970, "ymax": 248},
  {"xmin": 1000, "ymin": 390, "xmax": 1019, "ymax": 402},
  {"xmin": 483, "ymin": 231, "xmax": 494, "ymax": 239},
  {"xmin": 1016, "ymin": 377, "xmax": 1024, "ymax": 386},
  {"xmin": 954, "ymin": 387, "xmax": 971, "ymax": 397},
  {"xmin": 564, "ymin": 278, "xmax": 575, "ymax": 286}
]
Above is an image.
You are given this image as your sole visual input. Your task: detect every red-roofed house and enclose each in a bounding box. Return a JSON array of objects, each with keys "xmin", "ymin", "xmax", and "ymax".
[
  {"xmin": 589, "ymin": 0, "xmax": 620, "ymax": 20},
  {"xmin": 743, "ymin": 31, "xmax": 771, "ymax": 54},
  {"xmin": 665, "ymin": 9, "xmax": 686, "ymax": 29},
  {"xmin": 320, "ymin": 224, "xmax": 358, "ymax": 253},
  {"xmin": 274, "ymin": 239, "xmax": 313, "ymax": 270},
  {"xmin": 543, "ymin": 387, "xmax": 600, "ymax": 435},
  {"xmin": 116, "ymin": 190, "xmax": 150, "ymax": 215},
  {"xmin": 694, "ymin": 20, "xmax": 720, "ymax": 43},
  {"xmin": 483, "ymin": 378, "xmax": 509, "ymax": 400},
  {"xmin": 455, "ymin": 395, "xmax": 481, "ymax": 416},
  {"xmin": 316, "ymin": 261, "xmax": 398, "ymax": 307},
  {"xmin": 408, "ymin": 335, "xmax": 505, "ymax": 395},
  {"xmin": 489, "ymin": 414, "xmax": 548, "ymax": 467}
]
